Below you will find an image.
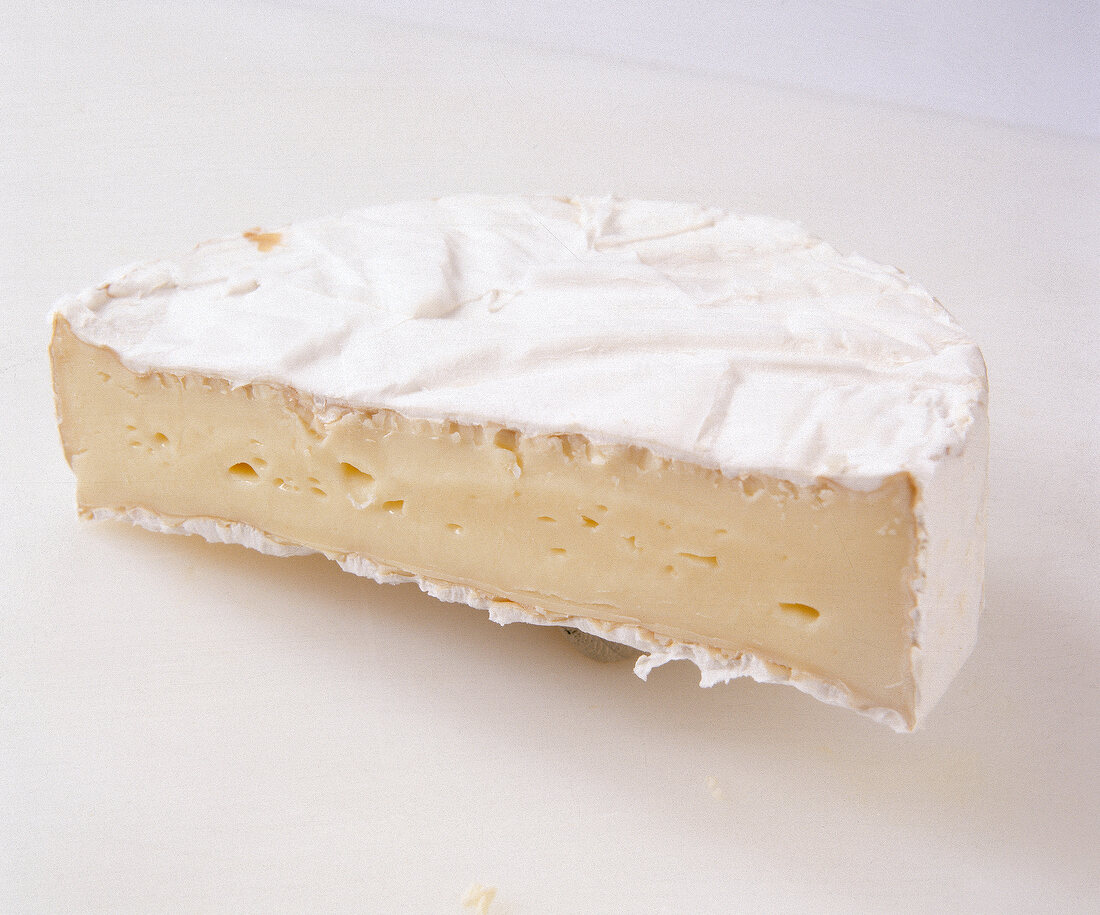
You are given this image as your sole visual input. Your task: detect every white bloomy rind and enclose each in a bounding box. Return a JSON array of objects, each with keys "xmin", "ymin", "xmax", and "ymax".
[{"xmin": 58, "ymin": 195, "xmax": 989, "ymax": 729}]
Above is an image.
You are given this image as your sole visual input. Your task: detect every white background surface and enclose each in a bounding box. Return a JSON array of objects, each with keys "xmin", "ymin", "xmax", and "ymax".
[
  {"xmin": 2, "ymin": 1, "xmax": 1099, "ymax": 912},
  {"xmin": 306, "ymin": 0, "xmax": 1100, "ymax": 137}
]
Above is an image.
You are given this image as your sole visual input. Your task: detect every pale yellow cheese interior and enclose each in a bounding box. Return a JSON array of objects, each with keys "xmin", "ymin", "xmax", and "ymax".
[{"xmin": 51, "ymin": 317, "xmax": 919, "ymax": 720}]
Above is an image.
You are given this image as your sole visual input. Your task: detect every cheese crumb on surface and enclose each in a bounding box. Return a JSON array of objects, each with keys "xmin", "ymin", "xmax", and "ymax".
[
  {"xmin": 461, "ymin": 882, "xmax": 497, "ymax": 914},
  {"xmin": 705, "ymin": 775, "xmax": 726, "ymax": 801}
]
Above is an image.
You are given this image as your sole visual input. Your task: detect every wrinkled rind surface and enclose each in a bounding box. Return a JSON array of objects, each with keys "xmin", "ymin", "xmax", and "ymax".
[{"xmin": 55, "ymin": 195, "xmax": 987, "ymax": 488}]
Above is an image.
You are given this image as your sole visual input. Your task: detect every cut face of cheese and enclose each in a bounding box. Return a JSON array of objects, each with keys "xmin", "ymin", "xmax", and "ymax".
[
  {"xmin": 49, "ymin": 195, "xmax": 989, "ymax": 730},
  {"xmin": 52, "ymin": 320, "xmax": 921, "ymax": 714}
]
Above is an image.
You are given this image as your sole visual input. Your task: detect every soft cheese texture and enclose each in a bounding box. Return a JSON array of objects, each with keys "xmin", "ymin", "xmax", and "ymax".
[
  {"xmin": 50, "ymin": 320, "xmax": 921, "ymax": 718},
  {"xmin": 50, "ymin": 195, "xmax": 989, "ymax": 729}
]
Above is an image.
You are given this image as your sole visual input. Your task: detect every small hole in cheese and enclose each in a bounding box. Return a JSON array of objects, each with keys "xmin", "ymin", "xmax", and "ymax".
[
  {"xmin": 778, "ymin": 602, "xmax": 821, "ymax": 622},
  {"xmin": 341, "ymin": 462, "xmax": 376, "ymax": 504},
  {"xmin": 382, "ymin": 499, "xmax": 405, "ymax": 514},
  {"xmin": 624, "ymin": 445, "xmax": 657, "ymax": 471},
  {"xmin": 228, "ymin": 462, "xmax": 258, "ymax": 480},
  {"xmin": 581, "ymin": 516, "xmax": 599, "ymax": 528},
  {"xmin": 341, "ymin": 462, "xmax": 374, "ymax": 483},
  {"xmin": 553, "ymin": 435, "xmax": 574, "ymax": 458},
  {"xmin": 741, "ymin": 476, "xmax": 764, "ymax": 497},
  {"xmin": 447, "ymin": 523, "xmax": 463, "ymax": 534},
  {"xmin": 678, "ymin": 552, "xmax": 719, "ymax": 567}
]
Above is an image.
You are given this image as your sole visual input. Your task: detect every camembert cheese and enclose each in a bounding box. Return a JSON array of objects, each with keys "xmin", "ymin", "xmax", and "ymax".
[{"xmin": 49, "ymin": 196, "xmax": 988, "ymax": 730}]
